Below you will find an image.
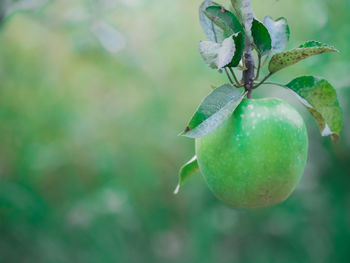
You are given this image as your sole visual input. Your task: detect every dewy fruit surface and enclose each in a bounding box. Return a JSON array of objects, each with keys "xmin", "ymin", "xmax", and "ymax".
[{"xmin": 195, "ymin": 98, "xmax": 308, "ymax": 208}]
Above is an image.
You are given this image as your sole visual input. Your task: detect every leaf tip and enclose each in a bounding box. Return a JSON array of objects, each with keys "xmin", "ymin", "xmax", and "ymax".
[
  {"xmin": 219, "ymin": 7, "xmax": 226, "ymax": 13},
  {"xmin": 173, "ymin": 183, "xmax": 180, "ymax": 195},
  {"xmin": 178, "ymin": 126, "xmax": 190, "ymax": 136},
  {"xmin": 331, "ymin": 134, "xmax": 340, "ymax": 142}
]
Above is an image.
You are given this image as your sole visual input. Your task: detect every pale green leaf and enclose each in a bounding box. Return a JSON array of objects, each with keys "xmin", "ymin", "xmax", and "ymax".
[
  {"xmin": 199, "ymin": 34, "xmax": 236, "ymax": 69},
  {"xmin": 181, "ymin": 84, "xmax": 245, "ymax": 138},
  {"xmin": 263, "ymin": 16, "xmax": 290, "ymax": 53},
  {"xmin": 199, "ymin": 0, "xmax": 225, "ymax": 42},
  {"xmin": 230, "ymin": 0, "xmax": 254, "ymax": 31},
  {"xmin": 174, "ymin": 156, "xmax": 199, "ymax": 194}
]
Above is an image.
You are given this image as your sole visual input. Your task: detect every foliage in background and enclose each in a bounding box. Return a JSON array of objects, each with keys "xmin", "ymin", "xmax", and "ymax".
[{"xmin": 0, "ymin": 0, "xmax": 349, "ymax": 262}]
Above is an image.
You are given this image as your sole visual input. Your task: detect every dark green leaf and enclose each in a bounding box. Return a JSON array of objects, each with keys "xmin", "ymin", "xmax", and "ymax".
[
  {"xmin": 263, "ymin": 16, "xmax": 290, "ymax": 53},
  {"xmin": 174, "ymin": 156, "xmax": 199, "ymax": 194},
  {"xmin": 251, "ymin": 18, "xmax": 271, "ymax": 55},
  {"xmin": 230, "ymin": 0, "xmax": 254, "ymax": 31},
  {"xmin": 298, "ymin": 40, "xmax": 331, "ymax": 48},
  {"xmin": 286, "ymin": 76, "xmax": 343, "ymax": 138},
  {"xmin": 199, "ymin": 34, "xmax": 236, "ymax": 69},
  {"xmin": 228, "ymin": 31, "xmax": 245, "ymax": 67},
  {"xmin": 204, "ymin": 6, "xmax": 244, "ymax": 37},
  {"xmin": 269, "ymin": 41, "xmax": 339, "ymax": 73},
  {"xmin": 181, "ymin": 84, "xmax": 245, "ymax": 138},
  {"xmin": 199, "ymin": 0, "xmax": 226, "ymax": 43}
]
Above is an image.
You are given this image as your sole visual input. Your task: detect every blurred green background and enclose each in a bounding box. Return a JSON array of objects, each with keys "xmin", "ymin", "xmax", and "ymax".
[{"xmin": 0, "ymin": 0, "xmax": 349, "ymax": 262}]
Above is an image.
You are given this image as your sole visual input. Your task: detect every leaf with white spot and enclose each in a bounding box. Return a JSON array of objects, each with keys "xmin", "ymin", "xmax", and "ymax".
[
  {"xmin": 181, "ymin": 84, "xmax": 246, "ymax": 138},
  {"xmin": 199, "ymin": 0, "xmax": 226, "ymax": 43},
  {"xmin": 263, "ymin": 16, "xmax": 290, "ymax": 53},
  {"xmin": 230, "ymin": 0, "xmax": 254, "ymax": 31},
  {"xmin": 174, "ymin": 156, "xmax": 199, "ymax": 194},
  {"xmin": 199, "ymin": 34, "xmax": 236, "ymax": 69},
  {"xmin": 286, "ymin": 76, "xmax": 343, "ymax": 139}
]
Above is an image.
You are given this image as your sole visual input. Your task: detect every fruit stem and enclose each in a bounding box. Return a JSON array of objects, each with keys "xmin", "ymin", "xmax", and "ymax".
[
  {"xmin": 257, "ymin": 82, "xmax": 287, "ymax": 88},
  {"xmin": 242, "ymin": 39, "xmax": 255, "ymax": 99},
  {"xmin": 240, "ymin": 0, "xmax": 255, "ymax": 98},
  {"xmin": 253, "ymin": 72, "xmax": 273, "ymax": 89},
  {"xmin": 224, "ymin": 68, "xmax": 234, "ymax": 85},
  {"xmin": 229, "ymin": 67, "xmax": 241, "ymax": 86},
  {"xmin": 254, "ymin": 53, "xmax": 261, "ymax": 80}
]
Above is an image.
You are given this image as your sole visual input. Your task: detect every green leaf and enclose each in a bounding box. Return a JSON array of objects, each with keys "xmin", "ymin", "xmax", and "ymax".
[
  {"xmin": 199, "ymin": 1, "xmax": 226, "ymax": 43},
  {"xmin": 263, "ymin": 16, "xmax": 290, "ymax": 53},
  {"xmin": 202, "ymin": 6, "xmax": 245, "ymax": 67},
  {"xmin": 181, "ymin": 84, "xmax": 245, "ymax": 138},
  {"xmin": 230, "ymin": 0, "xmax": 254, "ymax": 31},
  {"xmin": 204, "ymin": 6, "xmax": 244, "ymax": 37},
  {"xmin": 174, "ymin": 156, "xmax": 199, "ymax": 194},
  {"xmin": 286, "ymin": 76, "xmax": 343, "ymax": 138},
  {"xmin": 251, "ymin": 18, "xmax": 271, "ymax": 55},
  {"xmin": 298, "ymin": 41, "xmax": 331, "ymax": 48},
  {"xmin": 269, "ymin": 41, "xmax": 339, "ymax": 73},
  {"xmin": 228, "ymin": 31, "xmax": 245, "ymax": 67},
  {"xmin": 199, "ymin": 34, "xmax": 236, "ymax": 69}
]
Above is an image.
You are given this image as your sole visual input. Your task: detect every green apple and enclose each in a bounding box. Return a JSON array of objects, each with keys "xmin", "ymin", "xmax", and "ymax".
[{"xmin": 195, "ymin": 98, "xmax": 308, "ymax": 209}]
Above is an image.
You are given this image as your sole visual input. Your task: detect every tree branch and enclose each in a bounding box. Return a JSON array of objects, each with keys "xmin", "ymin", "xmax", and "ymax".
[{"xmin": 242, "ymin": 40, "xmax": 255, "ymax": 98}]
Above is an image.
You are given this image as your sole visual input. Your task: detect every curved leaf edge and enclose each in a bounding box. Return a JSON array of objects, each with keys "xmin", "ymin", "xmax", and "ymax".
[
  {"xmin": 251, "ymin": 18, "xmax": 272, "ymax": 55},
  {"xmin": 283, "ymin": 76, "xmax": 343, "ymax": 139},
  {"xmin": 174, "ymin": 156, "xmax": 200, "ymax": 195},
  {"xmin": 180, "ymin": 86, "xmax": 246, "ymax": 139},
  {"xmin": 268, "ymin": 41, "xmax": 339, "ymax": 73}
]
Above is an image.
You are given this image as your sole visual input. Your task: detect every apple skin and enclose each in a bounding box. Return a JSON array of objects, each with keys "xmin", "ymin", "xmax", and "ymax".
[{"xmin": 195, "ymin": 98, "xmax": 308, "ymax": 209}]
